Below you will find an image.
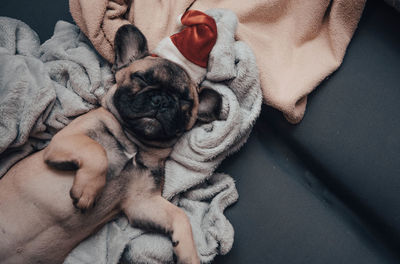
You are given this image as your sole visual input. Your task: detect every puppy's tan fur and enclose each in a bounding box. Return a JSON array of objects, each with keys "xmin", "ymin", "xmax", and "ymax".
[{"xmin": 0, "ymin": 104, "xmax": 199, "ymax": 264}]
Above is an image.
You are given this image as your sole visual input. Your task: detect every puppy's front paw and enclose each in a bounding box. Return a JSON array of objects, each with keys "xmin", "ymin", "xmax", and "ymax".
[
  {"xmin": 175, "ymin": 253, "xmax": 200, "ymax": 264},
  {"xmin": 70, "ymin": 175, "xmax": 106, "ymax": 213},
  {"xmin": 173, "ymin": 239, "xmax": 200, "ymax": 264}
]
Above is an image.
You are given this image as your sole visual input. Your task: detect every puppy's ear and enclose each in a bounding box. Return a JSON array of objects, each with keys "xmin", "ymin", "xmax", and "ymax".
[
  {"xmin": 113, "ymin": 24, "xmax": 148, "ymax": 71},
  {"xmin": 197, "ymin": 88, "xmax": 222, "ymax": 123}
]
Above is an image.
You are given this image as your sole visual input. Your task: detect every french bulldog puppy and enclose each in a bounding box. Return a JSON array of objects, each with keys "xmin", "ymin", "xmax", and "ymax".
[{"xmin": 0, "ymin": 24, "xmax": 221, "ymax": 264}]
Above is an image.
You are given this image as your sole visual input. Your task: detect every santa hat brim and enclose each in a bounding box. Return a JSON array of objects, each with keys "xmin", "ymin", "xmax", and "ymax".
[{"xmin": 153, "ymin": 38, "xmax": 207, "ymax": 85}]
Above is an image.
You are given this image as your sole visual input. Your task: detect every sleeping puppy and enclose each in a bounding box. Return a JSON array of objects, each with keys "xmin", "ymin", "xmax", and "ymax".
[{"xmin": 0, "ymin": 24, "xmax": 221, "ymax": 264}]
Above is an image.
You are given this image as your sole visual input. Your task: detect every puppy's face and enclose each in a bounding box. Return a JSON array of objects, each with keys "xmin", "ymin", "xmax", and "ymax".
[
  {"xmin": 113, "ymin": 56, "xmax": 197, "ymax": 141},
  {"xmin": 104, "ymin": 25, "xmax": 221, "ymax": 145}
]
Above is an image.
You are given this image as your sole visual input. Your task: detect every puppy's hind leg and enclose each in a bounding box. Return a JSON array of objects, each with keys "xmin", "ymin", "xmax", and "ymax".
[
  {"xmin": 122, "ymin": 196, "xmax": 200, "ymax": 264},
  {"xmin": 43, "ymin": 133, "xmax": 108, "ymax": 212}
]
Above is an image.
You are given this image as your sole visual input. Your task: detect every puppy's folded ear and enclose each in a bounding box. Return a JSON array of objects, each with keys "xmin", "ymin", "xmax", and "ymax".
[
  {"xmin": 113, "ymin": 24, "xmax": 148, "ymax": 71},
  {"xmin": 197, "ymin": 88, "xmax": 222, "ymax": 123}
]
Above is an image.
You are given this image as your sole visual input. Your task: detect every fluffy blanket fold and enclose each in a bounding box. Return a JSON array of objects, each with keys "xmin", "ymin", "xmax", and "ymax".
[
  {"xmin": 0, "ymin": 8, "xmax": 261, "ymax": 264},
  {"xmin": 69, "ymin": 0, "xmax": 366, "ymax": 124},
  {"xmin": 0, "ymin": 17, "xmax": 113, "ymax": 177}
]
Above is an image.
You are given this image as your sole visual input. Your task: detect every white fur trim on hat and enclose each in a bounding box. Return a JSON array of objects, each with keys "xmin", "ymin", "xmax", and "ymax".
[{"xmin": 153, "ymin": 38, "xmax": 207, "ymax": 85}]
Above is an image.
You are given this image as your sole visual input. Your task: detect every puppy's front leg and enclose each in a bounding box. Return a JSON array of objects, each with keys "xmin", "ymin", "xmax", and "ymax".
[
  {"xmin": 43, "ymin": 133, "xmax": 107, "ymax": 212},
  {"xmin": 122, "ymin": 195, "xmax": 200, "ymax": 264}
]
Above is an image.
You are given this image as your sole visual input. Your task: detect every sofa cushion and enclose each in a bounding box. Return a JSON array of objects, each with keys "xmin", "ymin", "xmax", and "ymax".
[{"xmin": 256, "ymin": 0, "xmax": 400, "ymax": 260}]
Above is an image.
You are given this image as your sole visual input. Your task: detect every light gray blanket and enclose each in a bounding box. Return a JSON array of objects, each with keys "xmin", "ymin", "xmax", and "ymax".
[
  {"xmin": 0, "ymin": 9, "xmax": 261, "ymax": 264},
  {"xmin": 0, "ymin": 17, "xmax": 113, "ymax": 177}
]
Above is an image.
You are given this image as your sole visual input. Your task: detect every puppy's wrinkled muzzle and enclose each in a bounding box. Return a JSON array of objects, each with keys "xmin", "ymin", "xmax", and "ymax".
[
  {"xmin": 150, "ymin": 93, "xmax": 174, "ymax": 111},
  {"xmin": 114, "ymin": 87, "xmax": 185, "ymax": 140}
]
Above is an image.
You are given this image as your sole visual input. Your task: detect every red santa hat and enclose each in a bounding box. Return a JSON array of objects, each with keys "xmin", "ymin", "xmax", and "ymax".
[{"xmin": 153, "ymin": 10, "xmax": 217, "ymax": 84}]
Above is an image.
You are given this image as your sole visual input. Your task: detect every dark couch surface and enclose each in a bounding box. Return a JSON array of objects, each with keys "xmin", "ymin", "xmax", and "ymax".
[{"xmin": 1, "ymin": 0, "xmax": 399, "ymax": 263}]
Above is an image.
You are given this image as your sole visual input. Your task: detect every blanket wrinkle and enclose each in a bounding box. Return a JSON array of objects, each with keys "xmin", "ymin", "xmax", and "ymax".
[
  {"xmin": 0, "ymin": 16, "xmax": 113, "ymax": 187},
  {"xmin": 0, "ymin": 9, "xmax": 261, "ymax": 264}
]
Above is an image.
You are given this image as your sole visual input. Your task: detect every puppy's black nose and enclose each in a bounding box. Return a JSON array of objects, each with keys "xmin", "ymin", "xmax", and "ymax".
[
  {"xmin": 151, "ymin": 95, "xmax": 162, "ymax": 107},
  {"xmin": 151, "ymin": 94, "xmax": 171, "ymax": 110}
]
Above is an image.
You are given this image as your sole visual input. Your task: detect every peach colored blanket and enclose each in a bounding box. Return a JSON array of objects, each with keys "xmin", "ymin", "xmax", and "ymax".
[{"xmin": 69, "ymin": 0, "xmax": 365, "ymax": 123}]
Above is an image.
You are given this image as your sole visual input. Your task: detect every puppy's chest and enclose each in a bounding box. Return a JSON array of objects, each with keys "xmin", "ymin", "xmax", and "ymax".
[
  {"xmin": 85, "ymin": 128, "xmax": 165, "ymax": 191},
  {"xmin": 86, "ymin": 129, "xmax": 134, "ymax": 181}
]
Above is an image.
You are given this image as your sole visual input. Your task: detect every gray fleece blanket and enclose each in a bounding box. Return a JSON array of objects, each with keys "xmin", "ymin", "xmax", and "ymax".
[{"xmin": 0, "ymin": 9, "xmax": 262, "ymax": 264}]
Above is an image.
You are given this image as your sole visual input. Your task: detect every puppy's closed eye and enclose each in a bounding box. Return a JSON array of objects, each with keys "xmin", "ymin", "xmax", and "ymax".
[{"xmin": 130, "ymin": 72, "xmax": 147, "ymax": 84}]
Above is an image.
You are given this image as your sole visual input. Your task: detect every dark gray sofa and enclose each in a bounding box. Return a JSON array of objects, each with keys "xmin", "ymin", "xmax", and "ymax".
[{"xmin": 1, "ymin": 0, "xmax": 399, "ymax": 263}]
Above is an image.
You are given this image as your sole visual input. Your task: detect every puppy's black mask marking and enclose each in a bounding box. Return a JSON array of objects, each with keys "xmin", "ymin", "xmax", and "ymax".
[{"xmin": 113, "ymin": 61, "xmax": 194, "ymax": 140}]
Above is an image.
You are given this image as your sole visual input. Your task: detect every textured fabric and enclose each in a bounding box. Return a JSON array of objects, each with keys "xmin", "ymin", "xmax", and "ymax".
[
  {"xmin": 69, "ymin": 0, "xmax": 366, "ymax": 123},
  {"xmin": 0, "ymin": 17, "xmax": 113, "ymax": 177},
  {"xmin": 0, "ymin": 9, "xmax": 261, "ymax": 264}
]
